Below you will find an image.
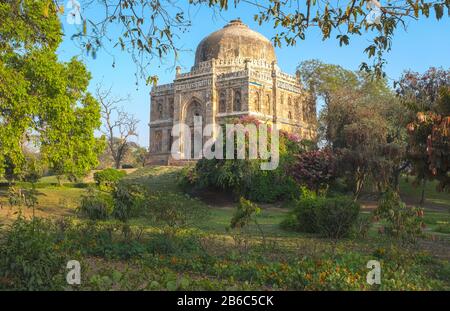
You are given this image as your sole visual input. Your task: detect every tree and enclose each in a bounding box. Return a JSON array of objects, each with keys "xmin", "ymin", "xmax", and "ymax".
[
  {"xmin": 46, "ymin": 0, "xmax": 450, "ymax": 79},
  {"xmin": 13, "ymin": 1, "xmax": 441, "ymax": 81},
  {"xmin": 133, "ymin": 146, "xmax": 149, "ymax": 168},
  {"xmin": 96, "ymin": 86, "xmax": 139, "ymax": 169},
  {"xmin": 290, "ymin": 148, "xmax": 338, "ymax": 194},
  {"xmin": 299, "ymin": 60, "xmax": 409, "ymax": 197},
  {"xmin": 396, "ymin": 68, "xmax": 450, "ymax": 193},
  {"xmin": 0, "ymin": 0, "xmax": 102, "ymax": 181},
  {"xmin": 207, "ymin": 0, "xmax": 450, "ymax": 77}
]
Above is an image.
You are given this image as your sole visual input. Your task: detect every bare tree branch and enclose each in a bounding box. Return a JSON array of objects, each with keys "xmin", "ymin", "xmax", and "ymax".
[{"xmin": 96, "ymin": 84, "xmax": 139, "ymax": 168}]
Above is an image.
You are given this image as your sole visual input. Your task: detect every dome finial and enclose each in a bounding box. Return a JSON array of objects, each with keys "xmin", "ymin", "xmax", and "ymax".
[
  {"xmin": 195, "ymin": 19, "xmax": 277, "ymax": 65},
  {"xmin": 227, "ymin": 18, "xmax": 245, "ymax": 27}
]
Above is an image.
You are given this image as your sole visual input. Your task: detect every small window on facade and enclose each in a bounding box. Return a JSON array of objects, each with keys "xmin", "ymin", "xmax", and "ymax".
[
  {"xmin": 219, "ymin": 91, "xmax": 226, "ymax": 113},
  {"xmin": 154, "ymin": 130, "xmax": 162, "ymax": 152},
  {"xmin": 167, "ymin": 129, "xmax": 173, "ymax": 152},
  {"xmin": 157, "ymin": 102, "xmax": 163, "ymax": 119},
  {"xmin": 169, "ymin": 98, "xmax": 174, "ymax": 118},
  {"xmin": 233, "ymin": 90, "xmax": 241, "ymax": 111},
  {"xmin": 254, "ymin": 92, "xmax": 261, "ymax": 112}
]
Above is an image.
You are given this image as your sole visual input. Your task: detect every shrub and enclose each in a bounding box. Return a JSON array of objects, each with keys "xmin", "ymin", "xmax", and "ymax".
[
  {"xmin": 93, "ymin": 168, "xmax": 127, "ymax": 191},
  {"xmin": 350, "ymin": 214, "xmax": 372, "ymax": 239},
  {"xmin": 112, "ymin": 182, "xmax": 146, "ymax": 221},
  {"xmin": 279, "ymin": 213, "xmax": 298, "ymax": 231},
  {"xmin": 22, "ymin": 158, "xmax": 43, "ymax": 183},
  {"xmin": 177, "ymin": 165, "xmax": 199, "ymax": 193},
  {"xmin": 178, "ymin": 116, "xmax": 308, "ymax": 203},
  {"xmin": 148, "ymin": 233, "xmax": 203, "ymax": 255},
  {"xmin": 243, "ymin": 170, "xmax": 299, "ymax": 203},
  {"xmin": 78, "ymin": 188, "xmax": 113, "ymax": 220},
  {"xmin": 280, "ymin": 186, "xmax": 318, "ymax": 232},
  {"xmin": 0, "ymin": 217, "xmax": 66, "ymax": 290},
  {"xmin": 289, "ymin": 195, "xmax": 360, "ymax": 238},
  {"xmin": 293, "ymin": 196, "xmax": 321, "ymax": 233},
  {"xmin": 230, "ymin": 197, "xmax": 260, "ymax": 229},
  {"xmin": 289, "ymin": 148, "xmax": 338, "ymax": 194},
  {"xmin": 375, "ymin": 189, "xmax": 424, "ymax": 243},
  {"xmin": 143, "ymin": 191, "xmax": 209, "ymax": 233},
  {"xmin": 314, "ymin": 196, "xmax": 360, "ymax": 239}
]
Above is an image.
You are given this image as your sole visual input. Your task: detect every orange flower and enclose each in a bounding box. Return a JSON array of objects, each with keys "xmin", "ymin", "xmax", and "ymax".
[
  {"xmin": 319, "ymin": 272, "xmax": 327, "ymax": 283},
  {"xmin": 417, "ymin": 112, "xmax": 426, "ymax": 123}
]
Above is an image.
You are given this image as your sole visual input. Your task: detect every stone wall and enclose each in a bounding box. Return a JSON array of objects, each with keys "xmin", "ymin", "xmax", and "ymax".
[{"xmin": 147, "ymin": 59, "xmax": 317, "ymax": 165}]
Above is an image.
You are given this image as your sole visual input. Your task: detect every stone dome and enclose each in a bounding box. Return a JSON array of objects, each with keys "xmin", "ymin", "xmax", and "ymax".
[{"xmin": 194, "ymin": 19, "xmax": 277, "ymax": 65}]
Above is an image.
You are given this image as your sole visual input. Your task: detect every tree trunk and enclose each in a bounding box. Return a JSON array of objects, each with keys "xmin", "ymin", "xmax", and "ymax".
[
  {"xmin": 353, "ymin": 168, "xmax": 365, "ymax": 201},
  {"xmin": 392, "ymin": 172, "xmax": 400, "ymax": 192},
  {"xmin": 419, "ymin": 180, "xmax": 426, "ymax": 206}
]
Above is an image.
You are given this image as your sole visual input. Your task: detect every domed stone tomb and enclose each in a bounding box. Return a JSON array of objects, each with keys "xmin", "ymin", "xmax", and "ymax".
[
  {"xmin": 194, "ymin": 19, "xmax": 277, "ymax": 65},
  {"xmin": 148, "ymin": 19, "xmax": 316, "ymax": 165}
]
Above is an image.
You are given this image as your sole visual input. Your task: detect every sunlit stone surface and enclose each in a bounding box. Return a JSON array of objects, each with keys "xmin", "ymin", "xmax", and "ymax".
[{"xmin": 148, "ymin": 19, "xmax": 317, "ymax": 165}]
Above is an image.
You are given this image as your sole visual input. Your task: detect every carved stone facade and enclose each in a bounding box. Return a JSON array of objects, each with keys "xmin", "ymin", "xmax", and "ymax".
[{"xmin": 148, "ymin": 19, "xmax": 316, "ymax": 165}]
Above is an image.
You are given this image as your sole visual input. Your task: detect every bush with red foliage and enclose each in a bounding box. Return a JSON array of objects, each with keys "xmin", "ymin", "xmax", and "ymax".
[{"xmin": 290, "ymin": 149, "xmax": 338, "ymax": 194}]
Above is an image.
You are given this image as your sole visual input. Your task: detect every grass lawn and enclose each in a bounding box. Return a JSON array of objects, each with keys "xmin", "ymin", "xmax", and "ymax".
[
  {"xmin": 2, "ymin": 166, "xmax": 448, "ymax": 239},
  {"xmin": 0, "ymin": 186, "xmax": 82, "ymax": 223},
  {"xmin": 399, "ymin": 176, "xmax": 450, "ymax": 208},
  {"xmin": 0, "ymin": 166, "xmax": 449, "ymax": 290}
]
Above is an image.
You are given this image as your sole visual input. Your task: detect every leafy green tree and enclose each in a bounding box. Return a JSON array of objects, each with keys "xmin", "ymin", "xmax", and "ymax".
[
  {"xmin": 299, "ymin": 60, "xmax": 408, "ymax": 197},
  {"xmin": 0, "ymin": 0, "xmax": 102, "ymax": 181},
  {"xmin": 6, "ymin": 1, "xmax": 439, "ymax": 81},
  {"xmin": 133, "ymin": 146, "xmax": 149, "ymax": 167},
  {"xmin": 55, "ymin": 1, "xmax": 450, "ymax": 78}
]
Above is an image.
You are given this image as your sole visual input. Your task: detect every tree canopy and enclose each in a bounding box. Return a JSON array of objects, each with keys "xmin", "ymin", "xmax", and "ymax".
[
  {"xmin": 298, "ymin": 60, "xmax": 409, "ymax": 197},
  {"xmin": 0, "ymin": 0, "xmax": 103, "ymax": 180},
  {"xmin": 41, "ymin": 0, "xmax": 450, "ymax": 79},
  {"xmin": 397, "ymin": 68, "xmax": 450, "ymax": 191}
]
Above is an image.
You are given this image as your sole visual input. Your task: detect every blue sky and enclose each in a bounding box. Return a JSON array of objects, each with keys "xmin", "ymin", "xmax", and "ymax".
[{"xmin": 57, "ymin": 2, "xmax": 450, "ymax": 147}]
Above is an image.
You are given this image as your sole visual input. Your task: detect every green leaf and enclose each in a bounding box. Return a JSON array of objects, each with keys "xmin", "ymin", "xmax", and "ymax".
[
  {"xmin": 166, "ymin": 280, "xmax": 177, "ymax": 291},
  {"xmin": 434, "ymin": 4, "xmax": 444, "ymax": 20}
]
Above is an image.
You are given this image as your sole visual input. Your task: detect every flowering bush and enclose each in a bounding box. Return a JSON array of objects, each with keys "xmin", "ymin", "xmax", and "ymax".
[
  {"xmin": 179, "ymin": 116, "xmax": 311, "ymax": 202},
  {"xmin": 289, "ymin": 148, "xmax": 338, "ymax": 194}
]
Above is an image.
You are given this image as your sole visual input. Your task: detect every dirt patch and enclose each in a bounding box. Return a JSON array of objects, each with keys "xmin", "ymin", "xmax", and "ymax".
[{"xmin": 194, "ymin": 189, "xmax": 236, "ymax": 207}]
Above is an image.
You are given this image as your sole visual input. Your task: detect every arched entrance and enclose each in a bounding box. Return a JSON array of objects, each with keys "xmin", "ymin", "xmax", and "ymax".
[{"xmin": 183, "ymin": 99, "xmax": 204, "ymax": 159}]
